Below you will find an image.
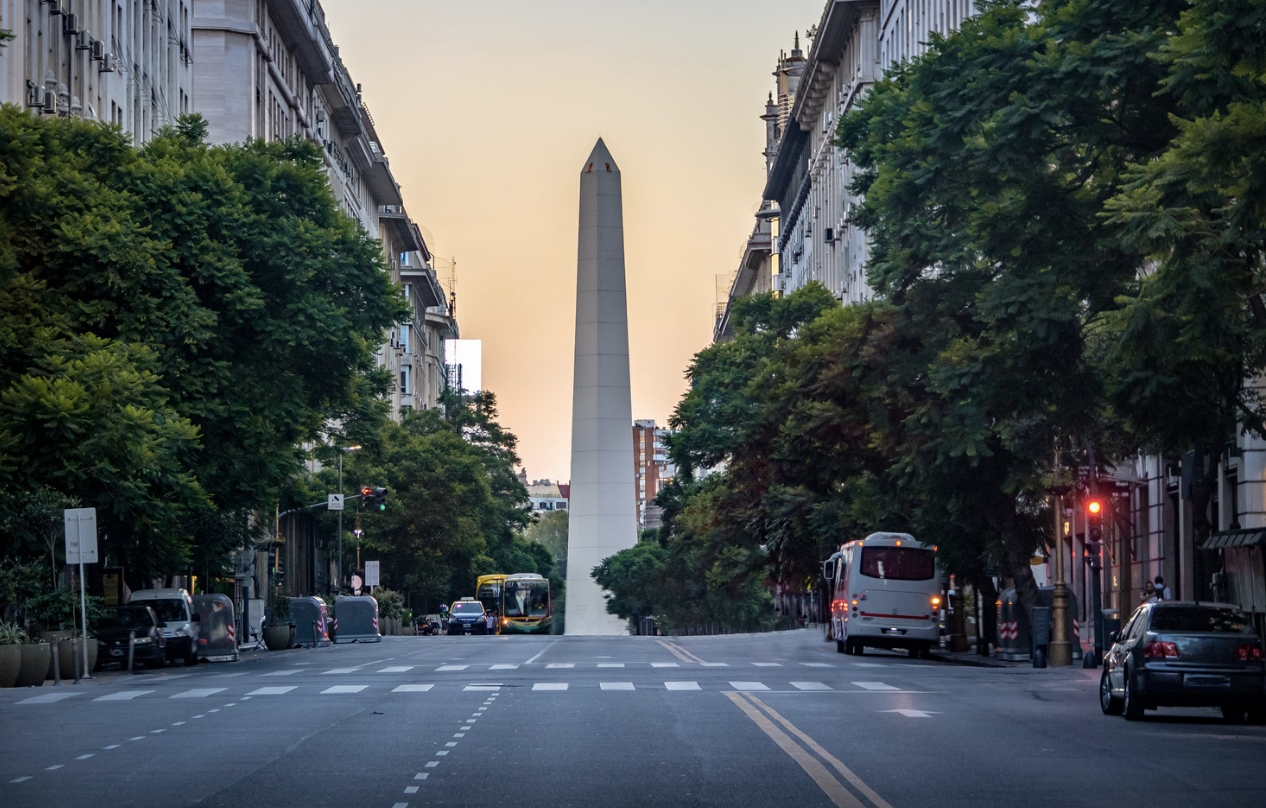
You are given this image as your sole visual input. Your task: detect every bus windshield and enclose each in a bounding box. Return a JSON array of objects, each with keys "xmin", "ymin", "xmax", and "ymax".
[
  {"xmin": 860, "ymin": 547, "xmax": 935, "ymax": 581},
  {"xmin": 504, "ymin": 581, "xmax": 549, "ymax": 618}
]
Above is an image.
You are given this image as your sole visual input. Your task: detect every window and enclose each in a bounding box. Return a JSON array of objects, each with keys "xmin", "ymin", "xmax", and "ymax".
[
  {"xmin": 859, "ymin": 547, "xmax": 935, "ymax": 581},
  {"xmin": 400, "ymin": 324, "xmax": 410, "ymax": 353},
  {"xmin": 400, "ymin": 365, "xmax": 411, "ymax": 394}
]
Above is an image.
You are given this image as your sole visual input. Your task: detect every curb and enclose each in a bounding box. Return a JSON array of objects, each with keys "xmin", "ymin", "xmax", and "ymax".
[{"xmin": 928, "ymin": 651, "xmax": 1017, "ymax": 669}]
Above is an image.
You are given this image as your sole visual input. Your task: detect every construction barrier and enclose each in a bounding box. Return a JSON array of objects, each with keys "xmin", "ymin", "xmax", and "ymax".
[{"xmin": 995, "ymin": 586, "xmax": 1083, "ymax": 662}]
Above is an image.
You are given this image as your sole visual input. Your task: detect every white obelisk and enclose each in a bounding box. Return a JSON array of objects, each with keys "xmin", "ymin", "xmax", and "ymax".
[{"xmin": 565, "ymin": 139, "xmax": 637, "ymax": 635}]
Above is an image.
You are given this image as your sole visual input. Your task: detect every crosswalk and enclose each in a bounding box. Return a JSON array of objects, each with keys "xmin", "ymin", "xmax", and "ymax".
[{"xmin": 12, "ymin": 679, "xmax": 917, "ymax": 705}]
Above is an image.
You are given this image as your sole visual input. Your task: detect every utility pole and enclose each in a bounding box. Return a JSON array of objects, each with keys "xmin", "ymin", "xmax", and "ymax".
[{"xmin": 337, "ymin": 451, "xmax": 344, "ymax": 596}]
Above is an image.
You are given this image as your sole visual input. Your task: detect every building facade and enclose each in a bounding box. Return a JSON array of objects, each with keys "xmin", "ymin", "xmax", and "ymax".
[
  {"xmin": 1, "ymin": 0, "xmax": 194, "ymax": 140},
  {"xmin": 633, "ymin": 419, "xmax": 674, "ymax": 532}
]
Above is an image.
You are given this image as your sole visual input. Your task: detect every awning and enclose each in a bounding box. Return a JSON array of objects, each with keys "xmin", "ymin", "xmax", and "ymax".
[{"xmin": 1201, "ymin": 528, "xmax": 1266, "ymax": 549}]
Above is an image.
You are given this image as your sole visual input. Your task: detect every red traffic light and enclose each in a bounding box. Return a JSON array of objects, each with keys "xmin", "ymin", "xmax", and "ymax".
[
  {"xmin": 361, "ymin": 486, "xmax": 373, "ymax": 498},
  {"xmin": 1087, "ymin": 500, "xmax": 1101, "ymax": 515}
]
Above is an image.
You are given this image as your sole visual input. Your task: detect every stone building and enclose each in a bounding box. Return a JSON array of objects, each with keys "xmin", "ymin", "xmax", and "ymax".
[{"xmin": 0, "ymin": 0, "xmax": 194, "ymax": 140}]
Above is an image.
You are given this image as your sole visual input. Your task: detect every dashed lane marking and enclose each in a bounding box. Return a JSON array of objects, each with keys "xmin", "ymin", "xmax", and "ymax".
[{"xmin": 10, "ymin": 777, "xmax": 32, "ymax": 783}]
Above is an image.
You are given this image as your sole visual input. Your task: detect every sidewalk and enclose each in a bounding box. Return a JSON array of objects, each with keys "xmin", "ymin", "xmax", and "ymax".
[{"xmin": 929, "ymin": 648, "xmax": 1021, "ymax": 668}]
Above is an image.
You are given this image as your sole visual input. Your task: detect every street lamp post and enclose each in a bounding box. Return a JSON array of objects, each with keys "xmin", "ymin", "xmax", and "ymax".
[
  {"xmin": 336, "ymin": 446, "xmax": 361, "ymax": 595},
  {"xmin": 1050, "ymin": 492, "xmax": 1072, "ymax": 666}
]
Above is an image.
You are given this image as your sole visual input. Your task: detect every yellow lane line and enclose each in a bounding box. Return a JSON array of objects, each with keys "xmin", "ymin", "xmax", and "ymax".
[
  {"xmin": 655, "ymin": 639, "xmax": 699, "ymax": 664},
  {"xmin": 747, "ymin": 695, "xmax": 896, "ymax": 808},
  {"xmin": 724, "ymin": 692, "xmax": 867, "ymax": 808}
]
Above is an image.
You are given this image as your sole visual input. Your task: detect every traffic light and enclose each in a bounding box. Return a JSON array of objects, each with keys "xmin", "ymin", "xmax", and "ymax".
[
  {"xmin": 360, "ymin": 485, "xmax": 373, "ymax": 502},
  {"xmin": 372, "ymin": 487, "xmax": 388, "ymax": 511},
  {"xmin": 1085, "ymin": 499, "xmax": 1103, "ymax": 566}
]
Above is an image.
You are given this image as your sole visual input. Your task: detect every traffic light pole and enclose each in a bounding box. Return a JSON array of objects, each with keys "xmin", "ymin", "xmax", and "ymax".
[{"xmin": 337, "ymin": 452, "xmax": 344, "ymax": 597}]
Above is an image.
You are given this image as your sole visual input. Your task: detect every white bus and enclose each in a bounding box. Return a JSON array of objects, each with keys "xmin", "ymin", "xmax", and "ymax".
[{"xmin": 825, "ymin": 532, "xmax": 941, "ymax": 658}]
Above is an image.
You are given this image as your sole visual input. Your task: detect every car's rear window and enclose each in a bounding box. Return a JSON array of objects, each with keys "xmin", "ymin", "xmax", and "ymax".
[{"xmin": 1149, "ymin": 606, "xmax": 1255, "ymax": 634}]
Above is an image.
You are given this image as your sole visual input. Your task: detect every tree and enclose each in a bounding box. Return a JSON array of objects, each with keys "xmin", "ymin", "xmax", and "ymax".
[
  {"xmin": 524, "ymin": 510, "xmax": 568, "ymax": 578},
  {"xmin": 0, "ymin": 108, "xmax": 402, "ymax": 583},
  {"xmin": 1103, "ymin": 0, "xmax": 1266, "ymax": 549},
  {"xmin": 837, "ymin": 0, "xmax": 1186, "ymax": 616}
]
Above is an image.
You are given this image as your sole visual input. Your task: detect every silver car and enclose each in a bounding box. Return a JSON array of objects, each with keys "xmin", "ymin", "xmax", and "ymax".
[{"xmin": 1100, "ymin": 601, "xmax": 1265, "ymax": 722}]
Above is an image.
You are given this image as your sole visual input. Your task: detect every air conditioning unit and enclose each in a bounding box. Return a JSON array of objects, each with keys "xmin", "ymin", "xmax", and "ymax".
[
  {"xmin": 43, "ymin": 93, "xmax": 59, "ymax": 114},
  {"xmin": 63, "ymin": 12, "xmax": 79, "ymax": 35},
  {"xmin": 45, "ymin": 0, "xmax": 62, "ymax": 16},
  {"xmin": 27, "ymin": 85, "xmax": 46, "ymax": 108},
  {"xmin": 90, "ymin": 39, "xmax": 105, "ymax": 60},
  {"xmin": 76, "ymin": 31, "xmax": 91, "ymax": 51},
  {"xmin": 99, "ymin": 54, "xmax": 116, "ymax": 73}
]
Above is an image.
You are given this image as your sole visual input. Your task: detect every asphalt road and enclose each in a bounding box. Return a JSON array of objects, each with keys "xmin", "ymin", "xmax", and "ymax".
[{"xmin": 1, "ymin": 629, "xmax": 1262, "ymax": 808}]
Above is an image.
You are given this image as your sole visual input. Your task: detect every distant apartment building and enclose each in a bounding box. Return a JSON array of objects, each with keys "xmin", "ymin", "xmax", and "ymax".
[
  {"xmin": 1, "ymin": 0, "xmax": 194, "ymax": 141},
  {"xmin": 520, "ymin": 472, "xmax": 568, "ymax": 515},
  {"xmin": 633, "ymin": 420, "xmax": 675, "ymax": 532}
]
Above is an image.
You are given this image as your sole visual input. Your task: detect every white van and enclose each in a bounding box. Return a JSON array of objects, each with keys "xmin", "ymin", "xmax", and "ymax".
[
  {"xmin": 825, "ymin": 532, "xmax": 941, "ymax": 658},
  {"xmin": 128, "ymin": 588, "xmax": 200, "ymax": 665}
]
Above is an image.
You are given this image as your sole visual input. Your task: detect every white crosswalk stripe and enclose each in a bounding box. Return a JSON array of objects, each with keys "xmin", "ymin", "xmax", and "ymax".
[
  {"xmin": 379, "ymin": 666, "xmax": 414, "ymax": 673},
  {"xmin": 533, "ymin": 683, "xmax": 568, "ymax": 691},
  {"xmin": 800, "ymin": 663, "xmax": 832, "ymax": 667},
  {"xmin": 752, "ymin": 662, "xmax": 782, "ymax": 667},
  {"xmin": 321, "ymin": 668, "xmax": 359, "ymax": 675},
  {"xmin": 322, "ymin": 685, "xmax": 368, "ymax": 694},
  {"xmin": 852, "ymin": 681, "xmax": 899, "ymax": 691},
  {"xmin": 247, "ymin": 686, "xmax": 298, "ymax": 696},
  {"xmin": 171, "ymin": 688, "xmax": 226, "ymax": 699},
  {"xmin": 489, "ymin": 664, "xmax": 519, "ymax": 670},
  {"xmin": 16, "ymin": 692, "xmax": 80, "ymax": 704},
  {"xmin": 546, "ymin": 663, "xmax": 574, "ymax": 668},
  {"xmin": 94, "ymin": 690, "xmax": 154, "ymax": 701},
  {"xmin": 261, "ymin": 670, "xmax": 300, "ymax": 676},
  {"xmin": 729, "ymin": 682, "xmax": 769, "ymax": 690},
  {"xmin": 664, "ymin": 681, "xmax": 701, "ymax": 691},
  {"xmin": 651, "ymin": 662, "xmax": 679, "ymax": 668},
  {"xmin": 436, "ymin": 665, "xmax": 468, "ymax": 671},
  {"xmin": 600, "ymin": 682, "xmax": 635, "ymax": 690},
  {"xmin": 790, "ymin": 682, "xmax": 832, "ymax": 691},
  {"xmin": 392, "ymin": 684, "xmax": 434, "ymax": 693}
]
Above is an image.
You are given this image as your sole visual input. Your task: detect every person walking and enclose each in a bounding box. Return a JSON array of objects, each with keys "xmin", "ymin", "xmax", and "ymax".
[{"xmin": 1154, "ymin": 575, "xmax": 1172, "ymax": 601}]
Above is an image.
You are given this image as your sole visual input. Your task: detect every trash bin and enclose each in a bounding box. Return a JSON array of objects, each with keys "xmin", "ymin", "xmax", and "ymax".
[
  {"xmin": 192, "ymin": 594, "xmax": 239, "ymax": 662},
  {"xmin": 333, "ymin": 596, "xmax": 381, "ymax": 643},
  {"xmin": 290, "ymin": 597, "xmax": 331, "ymax": 647}
]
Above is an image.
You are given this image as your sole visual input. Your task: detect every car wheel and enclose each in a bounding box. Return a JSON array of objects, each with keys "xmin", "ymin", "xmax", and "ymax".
[
  {"xmin": 1099, "ymin": 670, "xmax": 1123, "ymax": 716},
  {"xmin": 1122, "ymin": 666, "xmax": 1144, "ymax": 721},
  {"xmin": 1221, "ymin": 703, "xmax": 1248, "ymax": 723}
]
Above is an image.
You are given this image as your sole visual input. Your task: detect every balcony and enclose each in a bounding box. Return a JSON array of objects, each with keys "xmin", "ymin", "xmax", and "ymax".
[{"xmin": 267, "ymin": 0, "xmax": 333, "ymax": 84}]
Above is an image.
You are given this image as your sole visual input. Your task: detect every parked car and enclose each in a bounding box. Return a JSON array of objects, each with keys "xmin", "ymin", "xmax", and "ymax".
[
  {"xmin": 1100, "ymin": 601, "xmax": 1266, "ymax": 722},
  {"xmin": 94, "ymin": 605, "xmax": 168, "ymax": 668},
  {"xmin": 446, "ymin": 599, "xmax": 489, "ymax": 635},
  {"xmin": 128, "ymin": 588, "xmax": 200, "ymax": 665}
]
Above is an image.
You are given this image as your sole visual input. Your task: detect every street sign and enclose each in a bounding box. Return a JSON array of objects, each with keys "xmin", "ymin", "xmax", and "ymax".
[
  {"xmin": 328, "ymin": 493, "xmax": 344, "ymax": 511},
  {"xmin": 64, "ymin": 508, "xmax": 98, "ymax": 564},
  {"xmin": 365, "ymin": 561, "xmax": 380, "ymax": 587}
]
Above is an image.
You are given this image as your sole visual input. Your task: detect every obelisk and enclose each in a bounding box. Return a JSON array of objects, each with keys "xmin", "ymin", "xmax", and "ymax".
[{"xmin": 565, "ymin": 139, "xmax": 637, "ymax": 635}]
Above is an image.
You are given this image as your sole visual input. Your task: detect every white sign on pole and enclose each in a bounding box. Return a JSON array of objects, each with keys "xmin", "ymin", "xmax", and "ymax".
[
  {"xmin": 64, "ymin": 508, "xmax": 99, "ymax": 564},
  {"xmin": 328, "ymin": 494, "xmax": 344, "ymax": 511},
  {"xmin": 365, "ymin": 561, "xmax": 380, "ymax": 588}
]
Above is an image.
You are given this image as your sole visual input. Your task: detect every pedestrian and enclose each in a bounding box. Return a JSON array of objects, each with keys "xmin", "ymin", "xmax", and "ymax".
[
  {"xmin": 1140, "ymin": 581, "xmax": 1158, "ymax": 604},
  {"xmin": 1154, "ymin": 575, "xmax": 1172, "ymax": 601}
]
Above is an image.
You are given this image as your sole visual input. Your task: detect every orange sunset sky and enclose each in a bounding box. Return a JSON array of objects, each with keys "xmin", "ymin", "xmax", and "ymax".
[{"xmin": 322, "ymin": 0, "xmax": 825, "ymax": 482}]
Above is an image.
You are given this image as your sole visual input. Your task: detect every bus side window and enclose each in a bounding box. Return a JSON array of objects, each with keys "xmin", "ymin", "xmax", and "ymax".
[{"xmin": 838, "ymin": 564, "xmax": 848, "ymax": 594}]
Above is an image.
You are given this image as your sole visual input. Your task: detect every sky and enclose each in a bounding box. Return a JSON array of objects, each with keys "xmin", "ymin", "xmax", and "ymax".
[{"xmin": 322, "ymin": 0, "xmax": 825, "ymax": 482}]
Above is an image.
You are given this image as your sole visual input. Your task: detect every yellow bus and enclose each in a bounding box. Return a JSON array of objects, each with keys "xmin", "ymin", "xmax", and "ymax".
[{"xmin": 475, "ymin": 573, "xmax": 550, "ymax": 634}]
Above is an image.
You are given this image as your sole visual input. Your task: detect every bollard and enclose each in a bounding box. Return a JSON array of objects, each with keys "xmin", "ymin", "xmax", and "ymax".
[
  {"xmin": 51, "ymin": 641, "xmax": 61, "ymax": 686},
  {"xmin": 72, "ymin": 637, "xmax": 81, "ymax": 684},
  {"xmin": 311, "ymin": 619, "xmax": 317, "ymax": 649},
  {"xmin": 127, "ymin": 630, "xmax": 136, "ymax": 674}
]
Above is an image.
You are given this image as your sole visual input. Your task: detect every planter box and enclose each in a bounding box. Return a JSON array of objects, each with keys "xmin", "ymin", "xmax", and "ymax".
[
  {"xmin": 0, "ymin": 645, "xmax": 20, "ymax": 687},
  {"xmin": 16, "ymin": 643, "xmax": 51, "ymax": 687},
  {"xmin": 262, "ymin": 625, "xmax": 295, "ymax": 651}
]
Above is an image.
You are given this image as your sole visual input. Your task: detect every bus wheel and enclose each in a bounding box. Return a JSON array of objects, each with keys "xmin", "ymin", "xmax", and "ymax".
[
  {"xmin": 836, "ymin": 639, "xmax": 846, "ymax": 654},
  {"xmin": 846, "ymin": 638, "xmax": 861, "ymax": 656}
]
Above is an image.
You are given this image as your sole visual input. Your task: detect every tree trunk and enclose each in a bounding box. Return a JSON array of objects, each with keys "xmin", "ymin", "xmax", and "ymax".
[
  {"xmin": 989, "ymin": 502, "xmax": 1042, "ymax": 625},
  {"xmin": 974, "ymin": 575, "xmax": 998, "ymax": 656}
]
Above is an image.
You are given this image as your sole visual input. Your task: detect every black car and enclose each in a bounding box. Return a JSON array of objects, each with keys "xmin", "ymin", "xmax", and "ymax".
[
  {"xmin": 446, "ymin": 600, "xmax": 489, "ymax": 635},
  {"xmin": 1100, "ymin": 601, "xmax": 1265, "ymax": 722},
  {"xmin": 95, "ymin": 605, "xmax": 168, "ymax": 668}
]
